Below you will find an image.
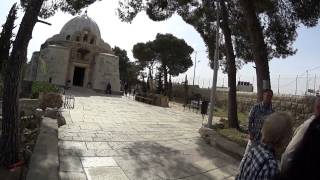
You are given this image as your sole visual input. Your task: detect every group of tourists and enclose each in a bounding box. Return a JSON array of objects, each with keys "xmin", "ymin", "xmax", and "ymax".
[{"xmin": 236, "ymin": 89, "xmax": 320, "ymax": 180}]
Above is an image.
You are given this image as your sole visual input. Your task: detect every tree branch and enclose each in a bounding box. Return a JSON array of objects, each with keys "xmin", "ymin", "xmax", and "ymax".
[{"xmin": 37, "ymin": 19, "xmax": 51, "ymax": 26}]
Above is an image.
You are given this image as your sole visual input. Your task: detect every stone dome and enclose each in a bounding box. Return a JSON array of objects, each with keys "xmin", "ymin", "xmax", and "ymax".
[{"xmin": 60, "ymin": 14, "xmax": 101, "ymax": 39}]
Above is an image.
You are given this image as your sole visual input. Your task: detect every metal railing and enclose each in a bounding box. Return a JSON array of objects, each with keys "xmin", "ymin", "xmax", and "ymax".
[{"xmin": 63, "ymin": 95, "xmax": 75, "ymax": 109}]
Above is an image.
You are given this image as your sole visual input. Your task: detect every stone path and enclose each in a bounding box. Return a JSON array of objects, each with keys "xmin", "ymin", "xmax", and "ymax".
[{"xmin": 58, "ymin": 89, "xmax": 239, "ymax": 180}]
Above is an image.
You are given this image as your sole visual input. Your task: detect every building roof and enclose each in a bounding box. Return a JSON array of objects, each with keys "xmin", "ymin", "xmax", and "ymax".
[{"xmin": 60, "ymin": 14, "xmax": 101, "ymax": 38}]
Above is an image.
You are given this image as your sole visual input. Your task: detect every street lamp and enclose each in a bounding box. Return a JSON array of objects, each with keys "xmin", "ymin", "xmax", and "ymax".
[{"xmin": 207, "ymin": 2, "xmax": 220, "ymax": 128}]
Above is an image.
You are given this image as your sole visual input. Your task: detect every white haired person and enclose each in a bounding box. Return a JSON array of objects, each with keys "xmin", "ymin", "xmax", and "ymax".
[
  {"xmin": 236, "ymin": 112, "xmax": 293, "ymax": 180},
  {"xmin": 278, "ymin": 96, "xmax": 320, "ymax": 180}
]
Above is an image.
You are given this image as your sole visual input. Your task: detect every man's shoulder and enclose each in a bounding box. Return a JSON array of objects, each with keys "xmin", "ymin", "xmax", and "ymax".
[{"xmin": 251, "ymin": 103, "xmax": 262, "ymax": 110}]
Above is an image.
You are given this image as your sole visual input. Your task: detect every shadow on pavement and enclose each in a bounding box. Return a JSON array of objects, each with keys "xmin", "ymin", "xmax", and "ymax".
[{"xmin": 122, "ymin": 139, "xmax": 239, "ymax": 179}]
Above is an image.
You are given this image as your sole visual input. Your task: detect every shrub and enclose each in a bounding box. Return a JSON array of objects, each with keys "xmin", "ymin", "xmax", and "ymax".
[
  {"xmin": 31, "ymin": 82, "xmax": 60, "ymax": 98},
  {"xmin": 39, "ymin": 93, "xmax": 63, "ymax": 110}
]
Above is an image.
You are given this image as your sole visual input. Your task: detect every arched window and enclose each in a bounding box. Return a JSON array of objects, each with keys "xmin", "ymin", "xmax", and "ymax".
[
  {"xmin": 66, "ymin": 35, "xmax": 71, "ymax": 40},
  {"xmin": 76, "ymin": 36, "xmax": 80, "ymax": 41}
]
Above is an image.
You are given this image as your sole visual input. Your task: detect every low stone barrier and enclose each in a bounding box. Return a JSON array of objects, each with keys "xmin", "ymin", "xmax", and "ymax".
[
  {"xmin": 199, "ymin": 127, "xmax": 245, "ymax": 161},
  {"xmin": 26, "ymin": 117, "xmax": 58, "ymax": 180},
  {"xmin": 135, "ymin": 94, "xmax": 169, "ymax": 107}
]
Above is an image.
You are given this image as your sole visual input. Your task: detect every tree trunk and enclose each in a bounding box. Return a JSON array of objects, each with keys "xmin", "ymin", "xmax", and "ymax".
[
  {"xmin": 163, "ymin": 65, "xmax": 168, "ymax": 95},
  {"xmin": 239, "ymin": 0, "xmax": 271, "ymax": 101},
  {"xmin": 0, "ymin": 0, "xmax": 45, "ymax": 166},
  {"xmin": 220, "ymin": 0, "xmax": 239, "ymax": 129}
]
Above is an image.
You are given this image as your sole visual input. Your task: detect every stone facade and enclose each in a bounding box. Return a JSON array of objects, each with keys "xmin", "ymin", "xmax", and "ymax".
[{"xmin": 25, "ymin": 14, "xmax": 120, "ymax": 92}]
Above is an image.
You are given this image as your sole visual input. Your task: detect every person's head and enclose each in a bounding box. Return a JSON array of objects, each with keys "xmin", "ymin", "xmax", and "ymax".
[
  {"xmin": 314, "ymin": 96, "xmax": 320, "ymax": 117},
  {"xmin": 262, "ymin": 112, "xmax": 293, "ymax": 157},
  {"xmin": 263, "ymin": 89, "xmax": 273, "ymax": 105}
]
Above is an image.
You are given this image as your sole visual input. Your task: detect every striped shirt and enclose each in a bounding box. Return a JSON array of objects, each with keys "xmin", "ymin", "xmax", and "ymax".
[
  {"xmin": 248, "ymin": 102, "xmax": 274, "ymax": 144},
  {"xmin": 237, "ymin": 143, "xmax": 279, "ymax": 180}
]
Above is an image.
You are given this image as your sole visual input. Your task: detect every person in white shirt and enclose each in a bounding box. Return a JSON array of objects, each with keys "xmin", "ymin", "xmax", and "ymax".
[{"xmin": 281, "ymin": 96, "xmax": 320, "ymax": 173}]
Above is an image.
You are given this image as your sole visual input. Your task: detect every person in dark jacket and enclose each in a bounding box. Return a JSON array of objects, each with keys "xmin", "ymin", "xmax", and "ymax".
[
  {"xmin": 106, "ymin": 82, "xmax": 112, "ymax": 95},
  {"xmin": 201, "ymin": 99, "xmax": 209, "ymax": 119}
]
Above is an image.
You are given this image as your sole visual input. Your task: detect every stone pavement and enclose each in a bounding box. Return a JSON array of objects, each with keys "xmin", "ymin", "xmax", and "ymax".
[{"xmin": 58, "ymin": 90, "xmax": 240, "ymax": 180}]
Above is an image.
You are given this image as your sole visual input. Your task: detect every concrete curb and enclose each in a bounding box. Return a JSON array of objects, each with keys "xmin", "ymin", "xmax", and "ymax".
[
  {"xmin": 60, "ymin": 110, "xmax": 73, "ymax": 124},
  {"xmin": 26, "ymin": 117, "xmax": 59, "ymax": 180},
  {"xmin": 199, "ymin": 127, "xmax": 246, "ymax": 161}
]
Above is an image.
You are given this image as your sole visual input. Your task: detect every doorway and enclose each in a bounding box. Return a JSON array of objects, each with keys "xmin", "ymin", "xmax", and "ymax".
[{"xmin": 73, "ymin": 66, "xmax": 85, "ymax": 87}]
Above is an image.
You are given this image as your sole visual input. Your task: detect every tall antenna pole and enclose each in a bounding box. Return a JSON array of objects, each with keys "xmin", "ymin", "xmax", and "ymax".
[
  {"xmin": 295, "ymin": 75, "xmax": 298, "ymax": 95},
  {"xmin": 306, "ymin": 70, "xmax": 309, "ymax": 94},
  {"xmin": 314, "ymin": 74, "xmax": 317, "ymax": 95},
  {"xmin": 277, "ymin": 74, "xmax": 280, "ymax": 94},
  {"xmin": 207, "ymin": 2, "xmax": 220, "ymax": 128}
]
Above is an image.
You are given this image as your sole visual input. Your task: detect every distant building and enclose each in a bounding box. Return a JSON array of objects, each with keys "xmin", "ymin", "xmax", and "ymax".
[
  {"xmin": 25, "ymin": 14, "xmax": 120, "ymax": 92},
  {"xmin": 237, "ymin": 81, "xmax": 254, "ymax": 92}
]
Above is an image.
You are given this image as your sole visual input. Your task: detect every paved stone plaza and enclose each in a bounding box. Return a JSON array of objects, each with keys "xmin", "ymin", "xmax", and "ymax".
[{"xmin": 58, "ymin": 90, "xmax": 239, "ymax": 180}]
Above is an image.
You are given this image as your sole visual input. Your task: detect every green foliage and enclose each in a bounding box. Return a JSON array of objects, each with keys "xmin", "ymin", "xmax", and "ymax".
[
  {"xmin": 213, "ymin": 107, "xmax": 248, "ymax": 126},
  {"xmin": 155, "ymin": 70, "xmax": 163, "ymax": 94},
  {"xmin": 153, "ymin": 33, "xmax": 194, "ymax": 76},
  {"xmin": 217, "ymin": 128, "xmax": 248, "ymax": 147},
  {"xmin": 0, "ymin": 3, "xmax": 17, "ymax": 76},
  {"xmin": 113, "ymin": 46, "xmax": 139, "ymax": 86},
  {"xmin": 20, "ymin": 0, "xmax": 100, "ymax": 19},
  {"xmin": 31, "ymin": 82, "xmax": 59, "ymax": 98},
  {"xmin": 133, "ymin": 42, "xmax": 157, "ymax": 70},
  {"xmin": 133, "ymin": 33, "xmax": 193, "ymax": 95},
  {"xmin": 117, "ymin": 0, "xmax": 320, "ymax": 65}
]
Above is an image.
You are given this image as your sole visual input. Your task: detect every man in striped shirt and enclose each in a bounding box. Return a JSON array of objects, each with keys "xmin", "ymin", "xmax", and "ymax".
[{"xmin": 245, "ymin": 89, "xmax": 274, "ymax": 155}]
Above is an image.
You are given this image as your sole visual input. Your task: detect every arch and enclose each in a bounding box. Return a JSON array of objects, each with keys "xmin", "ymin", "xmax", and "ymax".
[
  {"xmin": 83, "ymin": 34, "xmax": 88, "ymax": 42},
  {"xmin": 76, "ymin": 36, "xmax": 80, "ymax": 41},
  {"xmin": 66, "ymin": 35, "xmax": 71, "ymax": 40},
  {"xmin": 90, "ymin": 38, "xmax": 95, "ymax": 44}
]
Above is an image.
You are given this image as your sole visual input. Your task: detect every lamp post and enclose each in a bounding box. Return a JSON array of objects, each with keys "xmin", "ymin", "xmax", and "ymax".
[
  {"xmin": 207, "ymin": 2, "xmax": 220, "ymax": 128},
  {"xmin": 192, "ymin": 51, "xmax": 198, "ymax": 86}
]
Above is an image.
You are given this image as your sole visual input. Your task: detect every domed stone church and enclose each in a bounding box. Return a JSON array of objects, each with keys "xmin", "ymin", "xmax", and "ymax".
[{"xmin": 26, "ymin": 14, "xmax": 120, "ymax": 92}]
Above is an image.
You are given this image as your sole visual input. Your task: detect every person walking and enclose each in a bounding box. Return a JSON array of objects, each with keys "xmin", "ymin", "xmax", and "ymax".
[
  {"xmin": 124, "ymin": 82, "xmax": 128, "ymax": 96},
  {"xmin": 244, "ymin": 89, "xmax": 274, "ymax": 155},
  {"xmin": 106, "ymin": 82, "xmax": 112, "ymax": 95},
  {"xmin": 236, "ymin": 112, "xmax": 293, "ymax": 180},
  {"xmin": 201, "ymin": 99, "xmax": 209, "ymax": 119}
]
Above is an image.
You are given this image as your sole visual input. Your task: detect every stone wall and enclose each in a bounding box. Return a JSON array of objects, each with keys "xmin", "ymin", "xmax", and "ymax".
[
  {"xmin": 236, "ymin": 94, "xmax": 315, "ymax": 127},
  {"xmin": 36, "ymin": 45, "xmax": 70, "ymax": 86},
  {"xmin": 172, "ymin": 85, "xmax": 315, "ymax": 127}
]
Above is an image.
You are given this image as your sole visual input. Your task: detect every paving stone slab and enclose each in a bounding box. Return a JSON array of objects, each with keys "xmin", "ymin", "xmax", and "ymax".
[
  {"xmin": 59, "ymin": 93, "xmax": 239, "ymax": 180},
  {"xmin": 84, "ymin": 167, "xmax": 128, "ymax": 180},
  {"xmin": 59, "ymin": 141, "xmax": 87, "ymax": 150},
  {"xmin": 81, "ymin": 157, "xmax": 118, "ymax": 168},
  {"xmin": 60, "ymin": 156, "xmax": 83, "ymax": 172},
  {"xmin": 59, "ymin": 172, "xmax": 87, "ymax": 180}
]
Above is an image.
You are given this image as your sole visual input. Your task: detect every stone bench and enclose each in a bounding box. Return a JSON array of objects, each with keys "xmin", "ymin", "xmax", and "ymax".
[{"xmin": 135, "ymin": 96, "xmax": 153, "ymax": 104}]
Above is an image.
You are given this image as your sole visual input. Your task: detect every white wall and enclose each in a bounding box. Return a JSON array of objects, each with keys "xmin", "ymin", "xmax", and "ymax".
[
  {"xmin": 36, "ymin": 45, "xmax": 70, "ymax": 86},
  {"xmin": 92, "ymin": 53, "xmax": 120, "ymax": 92}
]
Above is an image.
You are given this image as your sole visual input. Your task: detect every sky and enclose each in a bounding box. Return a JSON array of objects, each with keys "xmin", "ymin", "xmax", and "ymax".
[{"xmin": 0, "ymin": 0, "xmax": 319, "ymax": 95}]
